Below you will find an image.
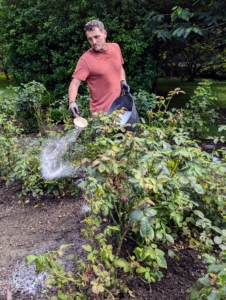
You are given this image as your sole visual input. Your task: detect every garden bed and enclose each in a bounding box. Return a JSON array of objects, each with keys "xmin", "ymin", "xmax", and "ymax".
[{"xmin": 0, "ymin": 179, "xmax": 205, "ymax": 300}]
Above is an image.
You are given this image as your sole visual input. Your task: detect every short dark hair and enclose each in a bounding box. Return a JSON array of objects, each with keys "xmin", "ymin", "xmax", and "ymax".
[{"xmin": 84, "ymin": 20, "xmax": 105, "ymax": 32}]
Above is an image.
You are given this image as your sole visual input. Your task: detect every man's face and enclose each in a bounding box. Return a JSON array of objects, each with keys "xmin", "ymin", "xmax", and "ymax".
[{"xmin": 86, "ymin": 27, "xmax": 107, "ymax": 52}]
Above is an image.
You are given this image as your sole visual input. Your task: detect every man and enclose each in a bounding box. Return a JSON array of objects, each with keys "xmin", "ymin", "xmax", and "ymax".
[{"xmin": 68, "ymin": 20, "xmax": 130, "ymax": 117}]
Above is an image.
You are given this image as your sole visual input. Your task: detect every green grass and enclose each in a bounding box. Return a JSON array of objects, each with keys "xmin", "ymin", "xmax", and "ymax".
[
  {"xmin": 155, "ymin": 78, "xmax": 226, "ymax": 109},
  {"xmin": 0, "ymin": 73, "xmax": 53, "ymax": 105},
  {"xmin": 0, "ymin": 73, "xmax": 15, "ymax": 96}
]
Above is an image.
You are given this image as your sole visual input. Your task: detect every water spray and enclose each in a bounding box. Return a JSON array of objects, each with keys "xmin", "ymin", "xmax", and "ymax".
[{"xmin": 40, "ymin": 118, "xmax": 88, "ymax": 180}]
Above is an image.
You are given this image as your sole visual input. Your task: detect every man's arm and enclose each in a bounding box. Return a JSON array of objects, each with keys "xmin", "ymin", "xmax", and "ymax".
[
  {"xmin": 68, "ymin": 78, "xmax": 81, "ymax": 102},
  {"xmin": 121, "ymin": 66, "xmax": 126, "ymax": 81},
  {"xmin": 68, "ymin": 78, "xmax": 81, "ymax": 116}
]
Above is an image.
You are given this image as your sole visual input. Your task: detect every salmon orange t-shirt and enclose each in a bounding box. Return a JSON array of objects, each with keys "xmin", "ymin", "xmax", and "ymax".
[{"xmin": 72, "ymin": 43, "xmax": 124, "ymax": 113}]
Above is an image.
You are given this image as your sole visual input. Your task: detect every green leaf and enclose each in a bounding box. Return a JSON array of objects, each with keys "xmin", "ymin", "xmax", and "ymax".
[
  {"xmin": 128, "ymin": 178, "xmax": 139, "ymax": 184},
  {"xmin": 136, "ymin": 266, "xmax": 147, "ymax": 273},
  {"xmin": 58, "ymin": 291, "xmax": 67, "ymax": 300},
  {"xmin": 177, "ymin": 28, "xmax": 185, "ymax": 37},
  {"xmin": 82, "ymin": 244, "xmax": 92, "ymax": 252},
  {"xmin": 66, "ymin": 254, "xmax": 74, "ymax": 260},
  {"xmin": 168, "ymin": 249, "xmax": 176, "ymax": 259},
  {"xmin": 124, "ymin": 265, "xmax": 131, "ymax": 273},
  {"xmin": 98, "ymin": 163, "xmax": 105, "ymax": 173},
  {"xmin": 144, "ymin": 208, "xmax": 157, "ymax": 217},
  {"xmin": 102, "ymin": 204, "xmax": 109, "ymax": 217},
  {"xmin": 207, "ymin": 291, "xmax": 221, "ymax": 300},
  {"xmin": 188, "ymin": 289, "xmax": 200, "ymax": 300},
  {"xmin": 145, "ymin": 271, "xmax": 151, "ymax": 280},
  {"xmin": 194, "ymin": 210, "xmax": 204, "ymax": 219},
  {"xmin": 156, "ymin": 176, "xmax": 169, "ymax": 184},
  {"xmin": 165, "ymin": 233, "xmax": 174, "ymax": 244},
  {"xmin": 202, "ymin": 254, "xmax": 216, "ymax": 264},
  {"xmin": 192, "ymin": 183, "xmax": 204, "ymax": 194},
  {"xmin": 59, "ymin": 244, "xmax": 74, "ymax": 251},
  {"xmin": 179, "ymin": 176, "xmax": 189, "ymax": 184},
  {"xmin": 87, "ymin": 253, "xmax": 94, "ymax": 261},
  {"xmin": 207, "ymin": 264, "xmax": 224, "ymax": 273},
  {"xmin": 156, "ymin": 231, "xmax": 163, "ymax": 240},
  {"xmin": 130, "ymin": 209, "xmax": 144, "ymax": 222},
  {"xmin": 25, "ymin": 255, "xmax": 37, "ymax": 265},
  {"xmin": 155, "ymin": 248, "xmax": 164, "ymax": 257},
  {"xmin": 214, "ymin": 236, "xmax": 222, "ymax": 245},
  {"xmin": 218, "ymin": 269, "xmax": 226, "ymax": 278},
  {"xmin": 45, "ymin": 278, "xmax": 54, "ymax": 285},
  {"xmin": 107, "ymin": 225, "xmax": 120, "ymax": 231},
  {"xmin": 198, "ymin": 276, "xmax": 211, "ymax": 286},
  {"xmin": 211, "ymin": 226, "xmax": 222, "ymax": 235},
  {"xmin": 156, "ymin": 255, "xmax": 167, "ymax": 269},
  {"xmin": 116, "ymin": 258, "xmax": 127, "ymax": 267},
  {"xmin": 134, "ymin": 171, "xmax": 141, "ymax": 180},
  {"xmin": 140, "ymin": 217, "xmax": 153, "ymax": 239}
]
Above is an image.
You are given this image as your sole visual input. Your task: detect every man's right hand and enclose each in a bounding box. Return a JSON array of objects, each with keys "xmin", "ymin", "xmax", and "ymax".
[{"xmin": 68, "ymin": 101, "xmax": 79, "ymax": 117}]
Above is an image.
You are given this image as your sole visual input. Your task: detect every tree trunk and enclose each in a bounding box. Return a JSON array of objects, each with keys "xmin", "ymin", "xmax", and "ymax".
[
  {"xmin": 0, "ymin": 57, "xmax": 10, "ymax": 80},
  {"xmin": 3, "ymin": 68, "xmax": 10, "ymax": 81}
]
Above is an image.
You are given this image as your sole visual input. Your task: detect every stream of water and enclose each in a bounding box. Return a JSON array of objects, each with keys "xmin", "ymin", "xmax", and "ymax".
[{"xmin": 40, "ymin": 129, "xmax": 81, "ymax": 180}]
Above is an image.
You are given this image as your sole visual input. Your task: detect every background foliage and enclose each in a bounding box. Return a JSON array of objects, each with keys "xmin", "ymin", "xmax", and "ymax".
[
  {"xmin": 1, "ymin": 0, "xmax": 224, "ymax": 101},
  {"xmin": 0, "ymin": 0, "xmax": 158, "ymax": 99}
]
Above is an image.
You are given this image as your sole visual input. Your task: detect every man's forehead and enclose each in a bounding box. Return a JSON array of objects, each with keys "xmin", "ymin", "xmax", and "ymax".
[{"xmin": 86, "ymin": 27, "xmax": 103, "ymax": 37}]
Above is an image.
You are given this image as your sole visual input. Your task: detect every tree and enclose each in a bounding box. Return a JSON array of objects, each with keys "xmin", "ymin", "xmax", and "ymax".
[
  {"xmin": 0, "ymin": 0, "xmax": 10, "ymax": 80},
  {"xmin": 0, "ymin": 0, "xmax": 159, "ymax": 98},
  {"xmin": 146, "ymin": 0, "xmax": 226, "ymax": 80}
]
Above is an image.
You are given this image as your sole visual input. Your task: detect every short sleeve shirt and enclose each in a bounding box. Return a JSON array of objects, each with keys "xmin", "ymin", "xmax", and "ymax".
[{"xmin": 72, "ymin": 43, "xmax": 124, "ymax": 112}]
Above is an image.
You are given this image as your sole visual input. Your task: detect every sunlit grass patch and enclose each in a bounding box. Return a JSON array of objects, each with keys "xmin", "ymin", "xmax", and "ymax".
[
  {"xmin": 156, "ymin": 78, "xmax": 226, "ymax": 109},
  {"xmin": 0, "ymin": 73, "xmax": 15, "ymax": 96}
]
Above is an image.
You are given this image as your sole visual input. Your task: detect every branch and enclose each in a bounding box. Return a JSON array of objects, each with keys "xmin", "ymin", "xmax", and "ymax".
[{"xmin": 201, "ymin": 21, "xmax": 226, "ymax": 31}]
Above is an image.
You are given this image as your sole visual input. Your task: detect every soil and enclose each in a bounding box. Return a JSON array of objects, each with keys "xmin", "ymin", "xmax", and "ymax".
[{"xmin": 0, "ymin": 179, "xmax": 206, "ymax": 300}]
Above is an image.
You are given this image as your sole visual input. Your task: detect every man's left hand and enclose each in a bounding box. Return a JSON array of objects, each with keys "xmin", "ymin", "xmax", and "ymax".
[{"xmin": 121, "ymin": 80, "xmax": 130, "ymax": 95}]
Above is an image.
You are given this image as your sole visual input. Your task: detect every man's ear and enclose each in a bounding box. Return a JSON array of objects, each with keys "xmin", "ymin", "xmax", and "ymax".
[{"xmin": 104, "ymin": 30, "xmax": 107, "ymax": 38}]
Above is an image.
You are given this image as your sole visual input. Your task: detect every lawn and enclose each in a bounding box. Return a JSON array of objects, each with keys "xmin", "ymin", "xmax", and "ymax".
[
  {"xmin": 0, "ymin": 73, "xmax": 52, "ymax": 105},
  {"xmin": 155, "ymin": 78, "xmax": 226, "ymax": 109},
  {"xmin": 0, "ymin": 73, "xmax": 15, "ymax": 96}
]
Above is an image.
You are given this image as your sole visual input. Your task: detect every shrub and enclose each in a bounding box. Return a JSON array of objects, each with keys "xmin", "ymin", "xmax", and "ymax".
[
  {"xmin": 12, "ymin": 81, "xmax": 49, "ymax": 133},
  {"xmin": 133, "ymin": 89, "xmax": 156, "ymax": 120}
]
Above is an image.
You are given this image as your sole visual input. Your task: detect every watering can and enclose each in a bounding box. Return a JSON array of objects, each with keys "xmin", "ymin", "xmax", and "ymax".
[{"xmin": 107, "ymin": 93, "xmax": 140, "ymax": 132}]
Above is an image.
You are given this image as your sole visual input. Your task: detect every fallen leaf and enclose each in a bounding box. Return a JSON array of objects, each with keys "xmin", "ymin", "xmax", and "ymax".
[
  {"xmin": 209, "ymin": 273, "xmax": 217, "ymax": 285},
  {"xmin": 146, "ymin": 199, "xmax": 155, "ymax": 205},
  {"xmin": 128, "ymin": 290, "xmax": 135, "ymax": 298},
  {"xmin": 58, "ymin": 250, "xmax": 64, "ymax": 258},
  {"xmin": 7, "ymin": 290, "xmax": 12, "ymax": 300},
  {"xmin": 92, "ymin": 160, "xmax": 100, "ymax": 168},
  {"xmin": 34, "ymin": 204, "xmax": 39, "ymax": 208}
]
